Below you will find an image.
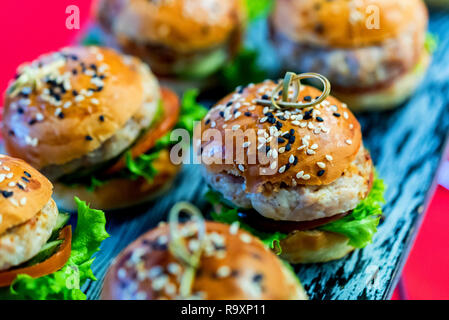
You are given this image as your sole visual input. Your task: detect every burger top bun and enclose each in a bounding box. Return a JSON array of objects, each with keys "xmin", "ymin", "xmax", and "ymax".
[
  {"xmin": 199, "ymin": 80, "xmax": 362, "ymax": 193},
  {"xmin": 2, "ymin": 46, "xmax": 156, "ymax": 169},
  {"xmin": 271, "ymin": 0, "xmax": 428, "ymax": 48},
  {"xmin": 0, "ymin": 154, "xmax": 53, "ymax": 235},
  {"xmin": 97, "ymin": 0, "xmax": 246, "ymax": 52},
  {"xmin": 101, "ymin": 221, "xmax": 306, "ymax": 300}
]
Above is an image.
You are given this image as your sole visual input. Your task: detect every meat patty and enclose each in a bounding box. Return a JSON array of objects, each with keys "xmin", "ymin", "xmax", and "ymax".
[
  {"xmin": 271, "ymin": 23, "xmax": 424, "ymax": 90},
  {"xmin": 204, "ymin": 146, "xmax": 373, "ymax": 222},
  {"xmin": 0, "ymin": 199, "xmax": 59, "ymax": 271},
  {"xmin": 41, "ymin": 62, "xmax": 161, "ymax": 180}
]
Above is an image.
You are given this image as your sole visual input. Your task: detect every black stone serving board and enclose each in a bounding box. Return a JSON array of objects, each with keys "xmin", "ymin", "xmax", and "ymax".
[{"xmin": 5, "ymin": 10, "xmax": 449, "ymax": 300}]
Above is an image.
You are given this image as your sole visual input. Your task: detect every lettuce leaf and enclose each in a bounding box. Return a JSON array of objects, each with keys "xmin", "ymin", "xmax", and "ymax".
[
  {"xmin": 244, "ymin": 0, "xmax": 274, "ymax": 21},
  {"xmin": 425, "ymin": 32, "xmax": 438, "ymax": 54},
  {"xmin": 71, "ymin": 89, "xmax": 207, "ymax": 190},
  {"xmin": 218, "ymin": 48, "xmax": 268, "ymax": 92},
  {"xmin": 206, "ymin": 177, "xmax": 385, "ymax": 251},
  {"xmin": 319, "ymin": 177, "xmax": 385, "ymax": 248},
  {"xmin": 0, "ymin": 198, "xmax": 109, "ymax": 300}
]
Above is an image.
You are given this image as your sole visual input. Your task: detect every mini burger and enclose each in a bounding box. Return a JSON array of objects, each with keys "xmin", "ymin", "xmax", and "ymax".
[
  {"xmin": 200, "ymin": 72, "xmax": 385, "ymax": 264},
  {"xmin": 95, "ymin": 0, "xmax": 246, "ymax": 90},
  {"xmin": 101, "ymin": 202, "xmax": 307, "ymax": 300},
  {"xmin": 270, "ymin": 0, "xmax": 431, "ymax": 111},
  {"xmin": 0, "ymin": 154, "xmax": 108, "ymax": 300},
  {"xmin": 2, "ymin": 46, "xmax": 205, "ymax": 211}
]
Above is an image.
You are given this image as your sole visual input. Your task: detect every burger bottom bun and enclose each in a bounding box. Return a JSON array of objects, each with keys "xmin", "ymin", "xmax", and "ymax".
[
  {"xmin": 212, "ymin": 203, "xmax": 353, "ymax": 264},
  {"xmin": 333, "ymin": 50, "xmax": 431, "ymax": 112},
  {"xmin": 53, "ymin": 149, "xmax": 180, "ymax": 212},
  {"xmin": 278, "ymin": 229, "xmax": 354, "ymax": 264}
]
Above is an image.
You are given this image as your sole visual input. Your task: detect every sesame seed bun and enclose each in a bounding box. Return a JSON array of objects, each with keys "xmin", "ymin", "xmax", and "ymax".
[
  {"xmin": 101, "ymin": 221, "xmax": 307, "ymax": 300},
  {"xmin": 0, "ymin": 154, "xmax": 53, "ymax": 235},
  {"xmin": 271, "ymin": 0, "xmax": 428, "ymax": 48},
  {"xmin": 52, "ymin": 149, "xmax": 180, "ymax": 212},
  {"xmin": 199, "ymin": 82, "xmax": 362, "ymax": 193},
  {"xmin": 2, "ymin": 46, "xmax": 159, "ymax": 170},
  {"xmin": 96, "ymin": 0, "xmax": 246, "ymax": 53}
]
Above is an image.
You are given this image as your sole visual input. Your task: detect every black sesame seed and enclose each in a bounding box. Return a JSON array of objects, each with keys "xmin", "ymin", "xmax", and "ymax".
[
  {"xmin": 72, "ymin": 69, "xmax": 78, "ymax": 75},
  {"xmin": 58, "ymin": 112, "xmax": 65, "ymax": 119},
  {"xmin": 283, "ymin": 133, "xmax": 291, "ymax": 140},
  {"xmin": 2, "ymin": 190, "xmax": 13, "ymax": 198},
  {"xmin": 285, "ymin": 163, "xmax": 291, "ymax": 171},
  {"xmin": 85, "ymin": 135, "xmax": 93, "ymax": 141},
  {"xmin": 244, "ymin": 112, "xmax": 251, "ymax": 117},
  {"xmin": 8, "ymin": 130, "xmax": 15, "ymax": 136},
  {"xmin": 277, "ymin": 137, "xmax": 285, "ymax": 144},
  {"xmin": 303, "ymin": 113, "xmax": 312, "ymax": 120},
  {"xmin": 275, "ymin": 121, "xmax": 283, "ymax": 129},
  {"xmin": 233, "ymin": 109, "xmax": 238, "ymax": 114},
  {"xmin": 205, "ymin": 119, "xmax": 211, "ymax": 125},
  {"xmin": 316, "ymin": 116, "xmax": 324, "ymax": 122},
  {"xmin": 219, "ymin": 111, "xmax": 224, "ymax": 118},
  {"xmin": 90, "ymin": 64, "xmax": 97, "ymax": 71},
  {"xmin": 333, "ymin": 112, "xmax": 341, "ymax": 117},
  {"xmin": 285, "ymin": 143, "xmax": 292, "ymax": 151},
  {"xmin": 278, "ymin": 115, "xmax": 286, "ymax": 121},
  {"xmin": 265, "ymin": 146, "xmax": 271, "ymax": 153},
  {"xmin": 17, "ymin": 107, "xmax": 24, "ymax": 114},
  {"xmin": 304, "ymin": 96, "xmax": 312, "ymax": 102},
  {"xmin": 261, "ymin": 94, "xmax": 269, "ymax": 100},
  {"xmin": 236, "ymin": 86, "xmax": 244, "ymax": 94},
  {"xmin": 24, "ymin": 171, "xmax": 31, "ymax": 178},
  {"xmin": 317, "ymin": 170, "xmax": 325, "ymax": 177},
  {"xmin": 21, "ymin": 177, "xmax": 30, "ymax": 183},
  {"xmin": 288, "ymin": 135, "xmax": 295, "ymax": 144},
  {"xmin": 293, "ymin": 156, "xmax": 298, "ymax": 165},
  {"xmin": 28, "ymin": 119, "xmax": 37, "ymax": 125},
  {"xmin": 268, "ymin": 117, "xmax": 276, "ymax": 124},
  {"xmin": 17, "ymin": 184, "xmax": 24, "ymax": 190},
  {"xmin": 226, "ymin": 101, "xmax": 233, "ymax": 107},
  {"xmin": 253, "ymin": 274, "xmax": 264, "ymax": 283},
  {"xmin": 265, "ymin": 112, "xmax": 273, "ymax": 117},
  {"xmin": 289, "ymin": 129, "xmax": 295, "ymax": 135},
  {"xmin": 72, "ymin": 90, "xmax": 78, "ymax": 96},
  {"xmin": 99, "ymin": 115, "xmax": 105, "ymax": 122}
]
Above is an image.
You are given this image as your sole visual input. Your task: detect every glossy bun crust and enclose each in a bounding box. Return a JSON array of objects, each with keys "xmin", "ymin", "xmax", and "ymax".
[
  {"xmin": 96, "ymin": 0, "xmax": 246, "ymax": 52},
  {"xmin": 199, "ymin": 82, "xmax": 362, "ymax": 193},
  {"xmin": 272, "ymin": 0, "xmax": 428, "ymax": 48},
  {"xmin": 2, "ymin": 46, "xmax": 152, "ymax": 169},
  {"xmin": 0, "ymin": 154, "xmax": 53, "ymax": 235},
  {"xmin": 101, "ymin": 222, "xmax": 307, "ymax": 300}
]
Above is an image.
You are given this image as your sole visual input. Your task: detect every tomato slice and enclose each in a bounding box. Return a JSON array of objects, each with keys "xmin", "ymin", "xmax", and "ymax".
[
  {"xmin": 0, "ymin": 226, "xmax": 72, "ymax": 287},
  {"xmin": 105, "ymin": 87, "xmax": 180, "ymax": 174}
]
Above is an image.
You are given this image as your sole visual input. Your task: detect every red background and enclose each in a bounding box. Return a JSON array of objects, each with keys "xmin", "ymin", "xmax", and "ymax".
[{"xmin": 1, "ymin": 0, "xmax": 448, "ymax": 299}]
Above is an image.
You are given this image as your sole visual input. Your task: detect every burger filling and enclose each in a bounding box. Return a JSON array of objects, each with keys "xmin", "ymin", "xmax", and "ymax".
[
  {"xmin": 0, "ymin": 198, "xmax": 108, "ymax": 300},
  {"xmin": 271, "ymin": 25, "xmax": 435, "ymax": 92},
  {"xmin": 53, "ymin": 90, "xmax": 206, "ymax": 191},
  {"xmin": 205, "ymin": 147, "xmax": 385, "ymax": 250}
]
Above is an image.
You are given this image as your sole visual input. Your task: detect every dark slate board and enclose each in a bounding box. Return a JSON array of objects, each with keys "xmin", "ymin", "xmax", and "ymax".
[{"xmin": 7, "ymin": 10, "xmax": 449, "ymax": 300}]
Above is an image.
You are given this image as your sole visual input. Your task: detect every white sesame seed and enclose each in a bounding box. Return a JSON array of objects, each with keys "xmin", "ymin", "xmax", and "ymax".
[
  {"xmin": 278, "ymin": 147, "xmax": 286, "ymax": 154},
  {"xmin": 36, "ymin": 113, "xmax": 44, "ymax": 121},
  {"xmin": 292, "ymin": 120, "xmax": 300, "ymax": 126},
  {"xmin": 240, "ymin": 233, "xmax": 252, "ymax": 243},
  {"xmin": 3, "ymin": 166, "xmax": 10, "ymax": 172},
  {"xmin": 279, "ymin": 165, "xmax": 286, "ymax": 173},
  {"xmin": 310, "ymin": 144, "xmax": 318, "ymax": 150},
  {"xmin": 307, "ymin": 149, "xmax": 316, "ymax": 155},
  {"xmin": 9, "ymin": 198, "xmax": 19, "ymax": 207},
  {"xmin": 296, "ymin": 171, "xmax": 304, "ymax": 179},
  {"xmin": 349, "ymin": 124, "xmax": 354, "ymax": 129},
  {"xmin": 346, "ymin": 139, "xmax": 353, "ymax": 145},
  {"xmin": 260, "ymin": 117, "xmax": 268, "ymax": 123},
  {"xmin": 20, "ymin": 197, "xmax": 27, "ymax": 206},
  {"xmin": 167, "ymin": 263, "xmax": 181, "ymax": 275},
  {"xmin": 0, "ymin": 174, "xmax": 5, "ymax": 183},
  {"xmin": 258, "ymin": 137, "xmax": 266, "ymax": 144},
  {"xmin": 317, "ymin": 162, "xmax": 326, "ymax": 169},
  {"xmin": 325, "ymin": 155, "xmax": 333, "ymax": 161},
  {"xmin": 242, "ymin": 141, "xmax": 251, "ymax": 148},
  {"xmin": 270, "ymin": 161, "xmax": 277, "ymax": 170},
  {"xmin": 343, "ymin": 112, "xmax": 349, "ymax": 119},
  {"xmin": 74, "ymin": 95, "xmax": 84, "ymax": 103},
  {"xmin": 232, "ymin": 125, "xmax": 240, "ymax": 131},
  {"xmin": 8, "ymin": 182, "xmax": 15, "ymax": 187},
  {"xmin": 238, "ymin": 164, "xmax": 245, "ymax": 172},
  {"xmin": 289, "ymin": 155, "xmax": 295, "ymax": 164},
  {"xmin": 229, "ymin": 221, "xmax": 240, "ymax": 235},
  {"xmin": 302, "ymin": 174, "xmax": 311, "ymax": 180},
  {"xmin": 91, "ymin": 98, "xmax": 99, "ymax": 105},
  {"xmin": 216, "ymin": 266, "xmax": 231, "ymax": 278},
  {"xmin": 6, "ymin": 173, "xmax": 13, "ymax": 179}
]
